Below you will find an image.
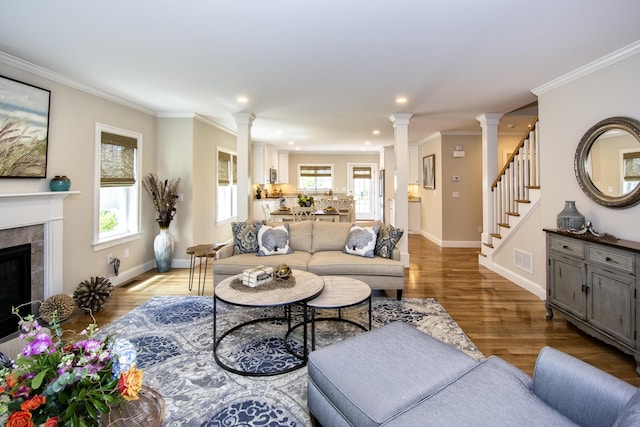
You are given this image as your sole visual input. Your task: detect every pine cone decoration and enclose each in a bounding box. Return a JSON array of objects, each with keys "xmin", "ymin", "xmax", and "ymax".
[
  {"xmin": 39, "ymin": 294, "xmax": 76, "ymax": 323},
  {"xmin": 73, "ymin": 276, "xmax": 114, "ymax": 313}
]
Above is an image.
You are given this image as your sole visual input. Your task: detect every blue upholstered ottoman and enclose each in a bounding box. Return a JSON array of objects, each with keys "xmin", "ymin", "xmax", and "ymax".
[{"xmin": 307, "ymin": 321, "xmax": 477, "ymax": 427}]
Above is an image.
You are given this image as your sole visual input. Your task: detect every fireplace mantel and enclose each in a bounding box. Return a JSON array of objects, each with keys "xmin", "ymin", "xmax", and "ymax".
[{"xmin": 0, "ymin": 191, "xmax": 80, "ymax": 297}]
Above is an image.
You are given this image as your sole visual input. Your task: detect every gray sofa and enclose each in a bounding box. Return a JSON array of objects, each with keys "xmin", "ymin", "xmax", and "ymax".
[
  {"xmin": 308, "ymin": 321, "xmax": 640, "ymax": 427},
  {"xmin": 214, "ymin": 220, "xmax": 405, "ymax": 299}
]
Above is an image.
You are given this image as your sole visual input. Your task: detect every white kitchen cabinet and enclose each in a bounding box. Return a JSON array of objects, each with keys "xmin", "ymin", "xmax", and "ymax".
[
  {"xmin": 409, "ymin": 146, "xmax": 420, "ymax": 185},
  {"xmin": 277, "ymin": 152, "xmax": 289, "ymax": 183},
  {"xmin": 409, "ymin": 201, "xmax": 421, "ymax": 233},
  {"xmin": 253, "ymin": 143, "xmax": 274, "ymax": 184}
]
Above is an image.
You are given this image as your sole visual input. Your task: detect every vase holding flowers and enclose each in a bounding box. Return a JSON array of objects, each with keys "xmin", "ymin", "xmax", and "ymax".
[{"xmin": 143, "ymin": 173, "xmax": 181, "ymax": 273}]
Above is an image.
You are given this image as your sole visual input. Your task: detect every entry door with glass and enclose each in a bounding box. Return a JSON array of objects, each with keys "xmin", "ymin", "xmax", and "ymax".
[{"xmin": 348, "ymin": 164, "xmax": 377, "ymax": 221}]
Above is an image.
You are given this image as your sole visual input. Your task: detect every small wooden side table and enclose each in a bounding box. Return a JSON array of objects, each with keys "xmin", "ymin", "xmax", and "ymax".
[{"xmin": 186, "ymin": 243, "xmax": 225, "ymax": 295}]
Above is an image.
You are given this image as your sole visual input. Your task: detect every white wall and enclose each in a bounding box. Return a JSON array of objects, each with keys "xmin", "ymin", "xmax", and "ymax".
[
  {"xmin": 0, "ymin": 62, "xmax": 158, "ymax": 293},
  {"xmin": 498, "ymin": 50, "xmax": 640, "ymax": 296}
]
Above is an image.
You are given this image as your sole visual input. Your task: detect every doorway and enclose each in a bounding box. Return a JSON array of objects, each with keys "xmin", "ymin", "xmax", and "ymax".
[{"xmin": 347, "ymin": 163, "xmax": 377, "ymax": 220}]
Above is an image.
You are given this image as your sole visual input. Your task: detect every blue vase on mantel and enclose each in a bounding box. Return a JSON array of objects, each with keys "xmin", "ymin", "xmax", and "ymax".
[
  {"xmin": 153, "ymin": 220, "xmax": 175, "ymax": 272},
  {"xmin": 556, "ymin": 201, "xmax": 585, "ymax": 231},
  {"xmin": 50, "ymin": 175, "xmax": 71, "ymax": 191}
]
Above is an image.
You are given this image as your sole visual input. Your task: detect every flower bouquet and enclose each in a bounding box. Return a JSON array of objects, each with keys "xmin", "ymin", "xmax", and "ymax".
[
  {"xmin": 0, "ymin": 308, "xmax": 143, "ymax": 427},
  {"xmin": 297, "ymin": 194, "xmax": 314, "ymax": 207}
]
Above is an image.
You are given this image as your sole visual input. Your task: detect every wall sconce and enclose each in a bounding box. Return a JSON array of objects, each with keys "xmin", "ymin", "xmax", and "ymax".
[{"xmin": 453, "ymin": 145, "xmax": 465, "ymax": 158}]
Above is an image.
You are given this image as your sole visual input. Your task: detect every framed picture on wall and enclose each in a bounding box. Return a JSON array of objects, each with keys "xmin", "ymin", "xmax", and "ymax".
[
  {"xmin": 423, "ymin": 154, "xmax": 435, "ymax": 189},
  {"xmin": 0, "ymin": 75, "xmax": 51, "ymax": 178}
]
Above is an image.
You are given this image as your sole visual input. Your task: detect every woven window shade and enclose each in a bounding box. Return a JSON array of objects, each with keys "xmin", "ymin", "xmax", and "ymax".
[
  {"xmin": 218, "ymin": 151, "xmax": 231, "ymax": 185},
  {"xmin": 352, "ymin": 167, "xmax": 371, "ymax": 179},
  {"xmin": 100, "ymin": 132, "xmax": 137, "ymax": 187},
  {"xmin": 300, "ymin": 165, "xmax": 331, "ymax": 177},
  {"xmin": 624, "ymin": 151, "xmax": 640, "ymax": 181},
  {"xmin": 232, "ymin": 154, "xmax": 237, "ymax": 183}
]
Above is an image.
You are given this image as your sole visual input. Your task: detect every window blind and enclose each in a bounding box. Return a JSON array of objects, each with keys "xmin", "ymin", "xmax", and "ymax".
[
  {"xmin": 300, "ymin": 165, "xmax": 332, "ymax": 177},
  {"xmin": 624, "ymin": 151, "xmax": 640, "ymax": 181},
  {"xmin": 100, "ymin": 132, "xmax": 137, "ymax": 187},
  {"xmin": 218, "ymin": 151, "xmax": 231, "ymax": 185},
  {"xmin": 352, "ymin": 167, "xmax": 372, "ymax": 179}
]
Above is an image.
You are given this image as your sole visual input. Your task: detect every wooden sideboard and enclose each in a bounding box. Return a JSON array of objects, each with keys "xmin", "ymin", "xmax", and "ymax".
[{"xmin": 545, "ymin": 229, "xmax": 640, "ymax": 375}]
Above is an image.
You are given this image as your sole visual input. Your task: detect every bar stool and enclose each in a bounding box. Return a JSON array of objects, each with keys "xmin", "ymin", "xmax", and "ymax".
[{"xmin": 186, "ymin": 243, "xmax": 224, "ymax": 295}]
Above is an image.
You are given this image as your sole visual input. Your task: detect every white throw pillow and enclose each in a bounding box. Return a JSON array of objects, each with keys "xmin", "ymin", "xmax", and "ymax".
[
  {"xmin": 343, "ymin": 225, "xmax": 380, "ymax": 258},
  {"xmin": 257, "ymin": 223, "xmax": 294, "ymax": 256}
]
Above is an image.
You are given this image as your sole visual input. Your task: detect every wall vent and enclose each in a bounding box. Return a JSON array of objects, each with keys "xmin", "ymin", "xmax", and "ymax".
[{"xmin": 514, "ymin": 248, "xmax": 533, "ymax": 274}]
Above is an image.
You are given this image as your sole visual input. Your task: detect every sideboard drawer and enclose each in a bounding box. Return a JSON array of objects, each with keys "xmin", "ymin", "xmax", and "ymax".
[
  {"xmin": 588, "ymin": 247, "xmax": 635, "ymax": 275},
  {"xmin": 549, "ymin": 236, "xmax": 584, "ymax": 259}
]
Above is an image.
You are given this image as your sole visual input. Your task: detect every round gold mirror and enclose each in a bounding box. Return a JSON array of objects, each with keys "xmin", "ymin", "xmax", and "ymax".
[{"xmin": 575, "ymin": 116, "xmax": 640, "ymax": 208}]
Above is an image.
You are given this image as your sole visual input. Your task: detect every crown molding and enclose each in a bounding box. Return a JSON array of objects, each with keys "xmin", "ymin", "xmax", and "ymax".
[
  {"xmin": 532, "ymin": 40, "xmax": 640, "ymax": 95},
  {"xmin": 0, "ymin": 50, "xmax": 156, "ymax": 116}
]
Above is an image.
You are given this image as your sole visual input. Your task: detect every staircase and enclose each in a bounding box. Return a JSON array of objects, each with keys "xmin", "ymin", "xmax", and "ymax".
[{"xmin": 480, "ymin": 116, "xmax": 540, "ymax": 258}]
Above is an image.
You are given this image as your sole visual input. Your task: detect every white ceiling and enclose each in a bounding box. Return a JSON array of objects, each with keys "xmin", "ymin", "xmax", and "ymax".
[{"xmin": 1, "ymin": 1, "xmax": 639, "ymax": 153}]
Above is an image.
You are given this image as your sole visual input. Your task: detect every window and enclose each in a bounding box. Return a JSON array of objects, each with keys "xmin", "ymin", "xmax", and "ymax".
[
  {"xmin": 94, "ymin": 124, "xmax": 141, "ymax": 249},
  {"xmin": 298, "ymin": 164, "xmax": 333, "ymax": 192},
  {"xmin": 217, "ymin": 149, "xmax": 237, "ymax": 223}
]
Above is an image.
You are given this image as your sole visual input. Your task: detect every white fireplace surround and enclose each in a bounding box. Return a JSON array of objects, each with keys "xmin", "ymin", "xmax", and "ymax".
[{"xmin": 0, "ymin": 192, "xmax": 78, "ymax": 298}]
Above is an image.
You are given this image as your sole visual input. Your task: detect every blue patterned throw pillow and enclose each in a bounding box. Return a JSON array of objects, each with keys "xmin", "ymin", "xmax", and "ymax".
[
  {"xmin": 231, "ymin": 221, "xmax": 265, "ymax": 255},
  {"xmin": 343, "ymin": 225, "xmax": 380, "ymax": 258},
  {"xmin": 257, "ymin": 223, "xmax": 293, "ymax": 256},
  {"xmin": 375, "ymin": 225, "xmax": 404, "ymax": 258},
  {"xmin": 0, "ymin": 351, "xmax": 13, "ymax": 369}
]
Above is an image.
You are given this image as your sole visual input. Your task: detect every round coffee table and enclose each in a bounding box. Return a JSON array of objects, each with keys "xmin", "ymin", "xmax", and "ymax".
[
  {"xmin": 306, "ymin": 276, "xmax": 372, "ymax": 350},
  {"xmin": 213, "ymin": 269, "xmax": 324, "ymax": 376}
]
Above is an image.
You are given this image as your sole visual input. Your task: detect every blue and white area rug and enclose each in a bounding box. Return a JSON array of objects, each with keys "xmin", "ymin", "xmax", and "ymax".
[{"xmin": 99, "ymin": 296, "xmax": 483, "ymax": 427}]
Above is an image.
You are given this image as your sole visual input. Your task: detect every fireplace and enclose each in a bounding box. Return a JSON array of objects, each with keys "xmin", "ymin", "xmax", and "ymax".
[
  {"xmin": 0, "ymin": 191, "xmax": 74, "ymax": 337},
  {"xmin": 0, "ymin": 243, "xmax": 32, "ymax": 338}
]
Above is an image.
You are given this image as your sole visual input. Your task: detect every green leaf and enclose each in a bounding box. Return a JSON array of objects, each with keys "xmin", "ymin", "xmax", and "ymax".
[{"xmin": 31, "ymin": 369, "xmax": 48, "ymax": 389}]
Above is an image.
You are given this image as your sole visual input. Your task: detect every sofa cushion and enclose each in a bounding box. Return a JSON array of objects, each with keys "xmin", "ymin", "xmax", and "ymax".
[
  {"xmin": 256, "ymin": 223, "xmax": 293, "ymax": 256},
  {"xmin": 614, "ymin": 388, "xmax": 640, "ymax": 427},
  {"xmin": 231, "ymin": 220, "xmax": 264, "ymax": 255},
  {"xmin": 343, "ymin": 224, "xmax": 380, "ymax": 258},
  {"xmin": 283, "ymin": 221, "xmax": 312, "ymax": 253},
  {"xmin": 214, "ymin": 252, "xmax": 311, "ymax": 275},
  {"xmin": 311, "ymin": 221, "xmax": 353, "ymax": 252},
  {"xmin": 385, "ymin": 357, "xmax": 577, "ymax": 427},
  {"xmin": 308, "ymin": 322, "xmax": 478, "ymax": 427},
  {"xmin": 375, "ymin": 225, "xmax": 404, "ymax": 259},
  {"xmin": 307, "ymin": 251, "xmax": 404, "ymax": 277}
]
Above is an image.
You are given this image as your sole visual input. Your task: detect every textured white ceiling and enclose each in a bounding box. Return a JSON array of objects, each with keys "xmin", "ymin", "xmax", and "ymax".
[{"xmin": 1, "ymin": 1, "xmax": 639, "ymax": 152}]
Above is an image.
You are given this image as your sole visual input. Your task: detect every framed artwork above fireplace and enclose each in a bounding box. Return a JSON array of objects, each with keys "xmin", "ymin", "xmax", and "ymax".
[{"xmin": 0, "ymin": 75, "xmax": 51, "ymax": 178}]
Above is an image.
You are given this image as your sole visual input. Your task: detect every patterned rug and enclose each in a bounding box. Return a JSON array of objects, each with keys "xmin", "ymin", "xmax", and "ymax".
[{"xmin": 99, "ymin": 296, "xmax": 484, "ymax": 426}]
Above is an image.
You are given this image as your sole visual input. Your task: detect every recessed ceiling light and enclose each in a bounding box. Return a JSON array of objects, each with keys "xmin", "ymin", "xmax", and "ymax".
[
  {"xmin": 364, "ymin": 141, "xmax": 370, "ymax": 145},
  {"xmin": 396, "ymin": 96, "xmax": 408, "ymax": 104},
  {"xmin": 295, "ymin": 146, "xmax": 300, "ymax": 150},
  {"xmin": 372, "ymin": 129, "xmax": 380, "ymax": 135},
  {"xmin": 237, "ymin": 96, "xmax": 249, "ymax": 103},
  {"xmin": 288, "ymin": 141, "xmax": 294, "ymax": 145},
  {"xmin": 276, "ymin": 129, "xmax": 283, "ymax": 135}
]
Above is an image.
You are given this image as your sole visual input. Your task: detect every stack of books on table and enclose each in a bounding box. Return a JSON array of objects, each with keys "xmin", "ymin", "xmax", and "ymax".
[{"xmin": 242, "ymin": 265, "xmax": 274, "ymax": 288}]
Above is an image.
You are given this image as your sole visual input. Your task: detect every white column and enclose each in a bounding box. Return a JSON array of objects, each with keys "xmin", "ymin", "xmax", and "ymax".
[
  {"xmin": 476, "ymin": 113, "xmax": 503, "ymax": 248},
  {"xmin": 389, "ymin": 113, "xmax": 413, "ymax": 267},
  {"xmin": 233, "ymin": 112, "xmax": 255, "ymax": 222}
]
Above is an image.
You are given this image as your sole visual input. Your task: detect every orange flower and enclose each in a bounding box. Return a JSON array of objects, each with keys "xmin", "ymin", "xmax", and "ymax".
[
  {"xmin": 44, "ymin": 416, "xmax": 59, "ymax": 427},
  {"xmin": 6, "ymin": 373, "xmax": 17, "ymax": 387},
  {"xmin": 0, "ymin": 385, "xmax": 5, "ymax": 393},
  {"xmin": 21, "ymin": 395, "xmax": 46, "ymax": 411},
  {"xmin": 118, "ymin": 366, "xmax": 143, "ymax": 401},
  {"xmin": 7, "ymin": 411, "xmax": 33, "ymax": 427}
]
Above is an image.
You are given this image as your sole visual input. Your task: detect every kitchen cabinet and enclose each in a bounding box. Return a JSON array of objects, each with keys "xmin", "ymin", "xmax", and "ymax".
[
  {"xmin": 409, "ymin": 201, "xmax": 421, "ymax": 234},
  {"xmin": 545, "ymin": 229, "xmax": 640, "ymax": 374},
  {"xmin": 277, "ymin": 152, "xmax": 289, "ymax": 183},
  {"xmin": 409, "ymin": 146, "xmax": 420, "ymax": 185},
  {"xmin": 253, "ymin": 143, "xmax": 274, "ymax": 184}
]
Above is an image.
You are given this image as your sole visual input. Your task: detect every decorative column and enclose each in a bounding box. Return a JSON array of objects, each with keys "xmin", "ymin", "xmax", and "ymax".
[
  {"xmin": 233, "ymin": 112, "xmax": 255, "ymax": 222},
  {"xmin": 476, "ymin": 113, "xmax": 503, "ymax": 254},
  {"xmin": 389, "ymin": 113, "xmax": 413, "ymax": 267}
]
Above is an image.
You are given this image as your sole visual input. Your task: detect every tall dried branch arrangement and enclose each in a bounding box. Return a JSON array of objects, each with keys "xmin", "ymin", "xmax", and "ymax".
[{"xmin": 143, "ymin": 173, "xmax": 181, "ymax": 226}]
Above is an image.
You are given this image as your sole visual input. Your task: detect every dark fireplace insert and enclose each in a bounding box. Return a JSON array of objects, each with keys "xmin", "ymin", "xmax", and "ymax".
[{"xmin": 0, "ymin": 243, "xmax": 32, "ymax": 339}]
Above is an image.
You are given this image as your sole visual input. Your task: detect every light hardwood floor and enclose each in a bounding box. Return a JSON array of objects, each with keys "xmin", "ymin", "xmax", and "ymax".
[{"xmin": 64, "ymin": 234, "xmax": 640, "ymax": 387}]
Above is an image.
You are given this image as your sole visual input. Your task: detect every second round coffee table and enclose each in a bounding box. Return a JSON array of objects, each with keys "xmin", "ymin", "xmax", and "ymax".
[{"xmin": 306, "ymin": 276, "xmax": 372, "ymax": 350}]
